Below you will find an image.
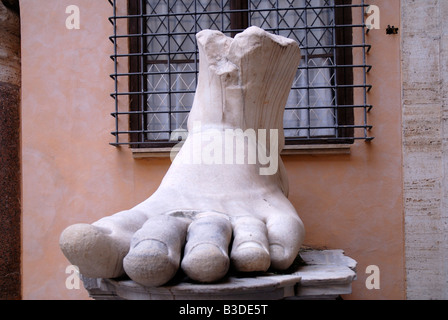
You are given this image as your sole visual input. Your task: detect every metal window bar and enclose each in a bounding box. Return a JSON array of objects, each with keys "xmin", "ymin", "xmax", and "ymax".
[{"xmin": 108, "ymin": 0, "xmax": 373, "ymax": 147}]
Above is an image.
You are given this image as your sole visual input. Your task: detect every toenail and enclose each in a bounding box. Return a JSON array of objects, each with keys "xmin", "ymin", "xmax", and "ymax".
[
  {"xmin": 133, "ymin": 239, "xmax": 169, "ymax": 256},
  {"xmin": 237, "ymin": 241, "xmax": 269, "ymax": 253},
  {"xmin": 182, "ymin": 243, "xmax": 229, "ymax": 283},
  {"xmin": 188, "ymin": 242, "xmax": 227, "ymax": 257},
  {"xmin": 231, "ymin": 242, "xmax": 271, "ymax": 272}
]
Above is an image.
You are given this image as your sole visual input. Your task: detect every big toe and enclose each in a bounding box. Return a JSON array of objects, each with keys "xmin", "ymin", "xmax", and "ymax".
[{"xmin": 59, "ymin": 223, "xmax": 126, "ymax": 278}]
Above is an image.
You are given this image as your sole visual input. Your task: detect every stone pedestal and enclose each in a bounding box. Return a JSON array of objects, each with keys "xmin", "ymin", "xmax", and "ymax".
[{"xmin": 81, "ymin": 249, "xmax": 356, "ymax": 300}]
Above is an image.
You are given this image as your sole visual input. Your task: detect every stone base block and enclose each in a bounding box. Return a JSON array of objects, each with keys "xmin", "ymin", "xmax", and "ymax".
[{"xmin": 81, "ymin": 249, "xmax": 357, "ymax": 300}]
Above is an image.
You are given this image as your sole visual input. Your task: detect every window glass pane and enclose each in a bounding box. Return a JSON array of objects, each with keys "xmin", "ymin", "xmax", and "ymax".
[
  {"xmin": 121, "ymin": 0, "xmax": 361, "ymax": 145},
  {"xmin": 110, "ymin": 0, "xmax": 373, "ymax": 147},
  {"xmin": 145, "ymin": 0, "xmax": 232, "ymax": 141}
]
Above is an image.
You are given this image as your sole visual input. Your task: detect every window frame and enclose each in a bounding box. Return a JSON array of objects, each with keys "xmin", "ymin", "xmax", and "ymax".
[{"xmin": 110, "ymin": 0, "xmax": 373, "ymax": 149}]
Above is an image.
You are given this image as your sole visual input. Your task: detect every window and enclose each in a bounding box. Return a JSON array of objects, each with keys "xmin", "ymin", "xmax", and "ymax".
[{"xmin": 108, "ymin": 0, "xmax": 373, "ymax": 148}]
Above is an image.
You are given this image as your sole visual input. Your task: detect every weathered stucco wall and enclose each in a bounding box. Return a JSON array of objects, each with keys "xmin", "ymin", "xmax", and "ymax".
[
  {"xmin": 20, "ymin": 0, "xmax": 404, "ymax": 300},
  {"xmin": 402, "ymin": 0, "xmax": 448, "ymax": 300}
]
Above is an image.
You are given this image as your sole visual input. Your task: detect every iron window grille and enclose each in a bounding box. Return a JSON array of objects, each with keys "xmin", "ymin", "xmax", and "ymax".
[{"xmin": 108, "ymin": 0, "xmax": 373, "ymax": 148}]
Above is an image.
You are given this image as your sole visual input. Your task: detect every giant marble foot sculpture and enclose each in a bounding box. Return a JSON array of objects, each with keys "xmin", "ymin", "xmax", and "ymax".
[{"xmin": 60, "ymin": 26, "xmax": 305, "ymax": 287}]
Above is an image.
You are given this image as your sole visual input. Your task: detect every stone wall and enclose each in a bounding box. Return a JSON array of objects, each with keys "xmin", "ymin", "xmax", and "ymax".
[
  {"xmin": 402, "ymin": 0, "xmax": 448, "ymax": 300},
  {"xmin": 0, "ymin": 0, "xmax": 21, "ymax": 300}
]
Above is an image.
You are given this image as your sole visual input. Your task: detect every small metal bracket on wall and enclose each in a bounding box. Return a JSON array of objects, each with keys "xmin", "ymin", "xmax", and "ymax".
[{"xmin": 386, "ymin": 25, "xmax": 399, "ymax": 35}]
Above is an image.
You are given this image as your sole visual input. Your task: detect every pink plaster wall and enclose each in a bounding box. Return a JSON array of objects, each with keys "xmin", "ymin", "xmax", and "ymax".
[{"xmin": 20, "ymin": 0, "xmax": 404, "ymax": 299}]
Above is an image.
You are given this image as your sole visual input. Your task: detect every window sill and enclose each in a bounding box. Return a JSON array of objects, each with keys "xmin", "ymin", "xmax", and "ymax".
[
  {"xmin": 132, "ymin": 144, "xmax": 351, "ymax": 159},
  {"xmin": 281, "ymin": 144, "xmax": 351, "ymax": 155}
]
